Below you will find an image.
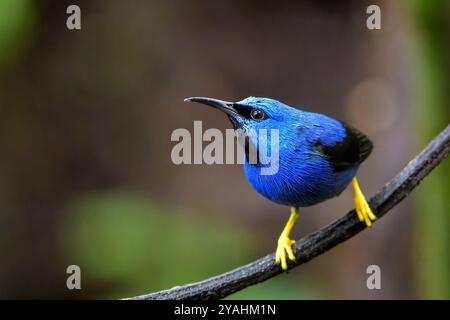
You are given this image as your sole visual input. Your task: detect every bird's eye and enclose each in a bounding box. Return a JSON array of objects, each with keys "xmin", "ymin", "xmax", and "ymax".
[{"xmin": 250, "ymin": 109, "xmax": 266, "ymax": 121}]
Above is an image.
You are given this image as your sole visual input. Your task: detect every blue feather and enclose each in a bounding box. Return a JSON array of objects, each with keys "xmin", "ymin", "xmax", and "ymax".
[{"xmin": 236, "ymin": 97, "xmax": 359, "ymax": 207}]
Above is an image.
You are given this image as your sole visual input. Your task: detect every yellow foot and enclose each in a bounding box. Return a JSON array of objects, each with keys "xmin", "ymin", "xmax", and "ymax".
[
  {"xmin": 275, "ymin": 207, "xmax": 299, "ymax": 270},
  {"xmin": 353, "ymin": 177, "xmax": 377, "ymax": 227},
  {"xmin": 275, "ymin": 233, "xmax": 296, "ymax": 270}
]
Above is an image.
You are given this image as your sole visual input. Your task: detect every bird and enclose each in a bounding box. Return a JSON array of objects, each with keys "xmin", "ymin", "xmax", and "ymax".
[{"xmin": 184, "ymin": 96, "xmax": 376, "ymax": 270}]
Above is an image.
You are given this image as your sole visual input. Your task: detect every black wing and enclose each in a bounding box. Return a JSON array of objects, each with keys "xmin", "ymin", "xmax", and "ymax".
[{"xmin": 313, "ymin": 123, "xmax": 373, "ymax": 171}]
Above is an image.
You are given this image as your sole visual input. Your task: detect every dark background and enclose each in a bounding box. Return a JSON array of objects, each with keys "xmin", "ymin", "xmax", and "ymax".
[{"xmin": 0, "ymin": 0, "xmax": 449, "ymax": 299}]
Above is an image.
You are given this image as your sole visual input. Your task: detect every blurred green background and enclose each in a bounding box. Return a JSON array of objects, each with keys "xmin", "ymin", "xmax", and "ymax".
[{"xmin": 0, "ymin": 0, "xmax": 448, "ymax": 299}]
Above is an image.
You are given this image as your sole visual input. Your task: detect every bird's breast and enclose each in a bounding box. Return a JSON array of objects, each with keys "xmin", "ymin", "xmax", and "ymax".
[{"xmin": 243, "ymin": 150, "xmax": 358, "ymax": 207}]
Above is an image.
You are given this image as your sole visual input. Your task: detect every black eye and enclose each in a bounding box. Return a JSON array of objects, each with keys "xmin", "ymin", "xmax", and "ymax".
[{"xmin": 250, "ymin": 109, "xmax": 266, "ymax": 121}]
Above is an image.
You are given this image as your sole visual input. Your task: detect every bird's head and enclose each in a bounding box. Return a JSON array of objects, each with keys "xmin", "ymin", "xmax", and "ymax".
[
  {"xmin": 185, "ymin": 96, "xmax": 304, "ymax": 174},
  {"xmin": 184, "ymin": 96, "xmax": 299, "ymax": 132}
]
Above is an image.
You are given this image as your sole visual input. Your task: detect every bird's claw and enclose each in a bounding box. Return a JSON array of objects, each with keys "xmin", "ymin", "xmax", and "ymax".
[
  {"xmin": 354, "ymin": 189, "xmax": 376, "ymax": 227},
  {"xmin": 275, "ymin": 234, "xmax": 296, "ymax": 270}
]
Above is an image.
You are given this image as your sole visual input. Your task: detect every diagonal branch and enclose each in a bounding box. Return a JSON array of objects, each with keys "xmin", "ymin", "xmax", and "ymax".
[{"xmin": 125, "ymin": 124, "xmax": 450, "ymax": 300}]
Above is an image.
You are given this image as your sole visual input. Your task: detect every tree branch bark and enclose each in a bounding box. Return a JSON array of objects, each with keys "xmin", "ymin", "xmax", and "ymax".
[{"xmin": 125, "ymin": 124, "xmax": 450, "ymax": 300}]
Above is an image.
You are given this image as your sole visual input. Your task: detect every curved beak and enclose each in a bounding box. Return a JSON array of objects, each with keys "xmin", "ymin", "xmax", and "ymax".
[{"xmin": 184, "ymin": 97, "xmax": 238, "ymax": 117}]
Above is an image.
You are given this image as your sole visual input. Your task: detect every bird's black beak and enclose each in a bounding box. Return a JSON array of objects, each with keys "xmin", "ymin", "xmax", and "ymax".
[{"xmin": 184, "ymin": 97, "xmax": 238, "ymax": 118}]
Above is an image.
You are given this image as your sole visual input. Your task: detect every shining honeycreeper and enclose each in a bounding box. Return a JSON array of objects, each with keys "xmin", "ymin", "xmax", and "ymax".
[{"xmin": 185, "ymin": 96, "xmax": 376, "ymax": 270}]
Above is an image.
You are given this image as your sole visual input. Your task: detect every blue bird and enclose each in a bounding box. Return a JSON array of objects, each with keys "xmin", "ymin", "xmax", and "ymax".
[{"xmin": 185, "ymin": 96, "xmax": 376, "ymax": 270}]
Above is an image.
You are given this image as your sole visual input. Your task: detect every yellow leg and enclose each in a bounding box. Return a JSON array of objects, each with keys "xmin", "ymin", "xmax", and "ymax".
[
  {"xmin": 275, "ymin": 207, "xmax": 299, "ymax": 270},
  {"xmin": 352, "ymin": 177, "xmax": 377, "ymax": 227}
]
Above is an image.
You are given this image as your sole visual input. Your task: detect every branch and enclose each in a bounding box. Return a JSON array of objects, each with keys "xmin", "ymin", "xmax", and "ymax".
[{"xmin": 125, "ymin": 124, "xmax": 450, "ymax": 300}]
